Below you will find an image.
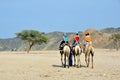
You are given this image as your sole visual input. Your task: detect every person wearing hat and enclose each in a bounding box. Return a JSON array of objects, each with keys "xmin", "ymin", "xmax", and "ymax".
[
  {"xmin": 84, "ymin": 32, "xmax": 92, "ymax": 50},
  {"xmin": 73, "ymin": 32, "xmax": 80, "ymax": 47},
  {"xmin": 63, "ymin": 33, "xmax": 69, "ymax": 44},
  {"xmin": 59, "ymin": 33, "xmax": 69, "ymax": 50}
]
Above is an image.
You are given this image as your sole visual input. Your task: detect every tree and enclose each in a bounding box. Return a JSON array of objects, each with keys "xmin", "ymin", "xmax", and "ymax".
[
  {"xmin": 16, "ymin": 30, "xmax": 47, "ymax": 53},
  {"xmin": 111, "ymin": 33, "xmax": 120, "ymax": 51}
]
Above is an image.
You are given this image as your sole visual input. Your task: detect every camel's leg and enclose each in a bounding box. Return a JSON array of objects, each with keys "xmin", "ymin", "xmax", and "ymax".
[
  {"xmin": 77, "ymin": 54, "xmax": 80, "ymax": 68},
  {"xmin": 91, "ymin": 54, "xmax": 93, "ymax": 69},
  {"xmin": 87, "ymin": 52, "xmax": 90, "ymax": 67},
  {"xmin": 73, "ymin": 54, "xmax": 76, "ymax": 67},
  {"xmin": 64, "ymin": 54, "xmax": 66, "ymax": 68},
  {"xmin": 85, "ymin": 52, "xmax": 88, "ymax": 67},
  {"xmin": 66, "ymin": 53, "xmax": 70, "ymax": 68},
  {"xmin": 61, "ymin": 52, "xmax": 64, "ymax": 67},
  {"xmin": 67, "ymin": 56, "xmax": 69, "ymax": 68},
  {"xmin": 79, "ymin": 54, "xmax": 81, "ymax": 68},
  {"xmin": 91, "ymin": 51, "xmax": 94, "ymax": 69}
]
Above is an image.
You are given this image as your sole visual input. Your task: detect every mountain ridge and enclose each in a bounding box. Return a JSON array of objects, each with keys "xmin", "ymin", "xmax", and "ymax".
[{"xmin": 0, "ymin": 27, "xmax": 120, "ymax": 51}]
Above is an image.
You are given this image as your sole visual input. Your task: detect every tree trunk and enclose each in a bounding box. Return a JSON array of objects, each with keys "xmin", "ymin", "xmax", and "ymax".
[
  {"xmin": 116, "ymin": 41, "xmax": 119, "ymax": 51},
  {"xmin": 27, "ymin": 43, "xmax": 34, "ymax": 53}
]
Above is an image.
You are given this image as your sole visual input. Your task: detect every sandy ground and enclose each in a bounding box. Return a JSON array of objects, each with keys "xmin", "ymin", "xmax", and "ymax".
[{"xmin": 0, "ymin": 49, "xmax": 120, "ymax": 80}]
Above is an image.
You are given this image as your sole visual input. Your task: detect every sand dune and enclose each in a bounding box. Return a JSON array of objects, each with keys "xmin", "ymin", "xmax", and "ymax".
[{"xmin": 0, "ymin": 49, "xmax": 120, "ymax": 80}]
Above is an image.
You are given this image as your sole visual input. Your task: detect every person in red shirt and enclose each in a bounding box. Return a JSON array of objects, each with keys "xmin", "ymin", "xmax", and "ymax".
[
  {"xmin": 75, "ymin": 32, "xmax": 80, "ymax": 43},
  {"xmin": 72, "ymin": 32, "xmax": 80, "ymax": 47}
]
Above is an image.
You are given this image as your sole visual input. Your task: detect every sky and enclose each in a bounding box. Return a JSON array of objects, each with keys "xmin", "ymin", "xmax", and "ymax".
[{"xmin": 0, "ymin": 0, "xmax": 120, "ymax": 38}]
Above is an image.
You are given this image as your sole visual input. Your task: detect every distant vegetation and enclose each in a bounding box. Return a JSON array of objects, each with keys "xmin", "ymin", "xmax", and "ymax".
[
  {"xmin": 16, "ymin": 30, "xmax": 47, "ymax": 53},
  {"xmin": 111, "ymin": 33, "xmax": 120, "ymax": 51},
  {"xmin": 0, "ymin": 27, "xmax": 120, "ymax": 51}
]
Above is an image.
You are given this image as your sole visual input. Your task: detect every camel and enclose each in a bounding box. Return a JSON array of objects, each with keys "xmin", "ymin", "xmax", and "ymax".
[
  {"xmin": 84, "ymin": 44, "xmax": 94, "ymax": 68},
  {"xmin": 72, "ymin": 44, "xmax": 82, "ymax": 68},
  {"xmin": 60, "ymin": 45, "xmax": 70, "ymax": 68}
]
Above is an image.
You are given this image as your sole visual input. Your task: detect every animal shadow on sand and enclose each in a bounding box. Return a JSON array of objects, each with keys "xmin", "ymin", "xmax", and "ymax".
[
  {"xmin": 52, "ymin": 64, "xmax": 63, "ymax": 68},
  {"xmin": 52, "ymin": 64, "xmax": 87, "ymax": 68}
]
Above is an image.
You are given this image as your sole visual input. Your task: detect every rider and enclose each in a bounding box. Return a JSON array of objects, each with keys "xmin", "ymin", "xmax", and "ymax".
[
  {"xmin": 63, "ymin": 33, "xmax": 69, "ymax": 44},
  {"xmin": 59, "ymin": 33, "xmax": 69, "ymax": 50},
  {"xmin": 84, "ymin": 32, "xmax": 92, "ymax": 50},
  {"xmin": 59, "ymin": 40, "xmax": 65, "ymax": 50},
  {"xmin": 72, "ymin": 32, "xmax": 80, "ymax": 47}
]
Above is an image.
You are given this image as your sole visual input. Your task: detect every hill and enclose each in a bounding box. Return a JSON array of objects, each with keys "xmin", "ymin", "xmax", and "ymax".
[
  {"xmin": 0, "ymin": 27, "xmax": 120, "ymax": 51},
  {"xmin": 0, "ymin": 38, "xmax": 23, "ymax": 51},
  {"xmin": 100, "ymin": 27, "xmax": 120, "ymax": 33}
]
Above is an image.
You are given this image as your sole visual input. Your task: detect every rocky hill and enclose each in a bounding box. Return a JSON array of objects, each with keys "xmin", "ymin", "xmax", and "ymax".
[
  {"xmin": 100, "ymin": 27, "xmax": 120, "ymax": 33},
  {"xmin": 0, "ymin": 27, "xmax": 120, "ymax": 51},
  {"xmin": 0, "ymin": 38, "xmax": 24, "ymax": 51}
]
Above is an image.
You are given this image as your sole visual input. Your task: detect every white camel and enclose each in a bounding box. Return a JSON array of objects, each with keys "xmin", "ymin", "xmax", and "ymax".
[
  {"xmin": 72, "ymin": 44, "xmax": 82, "ymax": 68},
  {"xmin": 60, "ymin": 45, "xmax": 70, "ymax": 68}
]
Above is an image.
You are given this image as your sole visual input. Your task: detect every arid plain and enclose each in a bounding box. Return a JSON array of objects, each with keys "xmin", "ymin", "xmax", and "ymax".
[{"xmin": 0, "ymin": 49, "xmax": 120, "ymax": 80}]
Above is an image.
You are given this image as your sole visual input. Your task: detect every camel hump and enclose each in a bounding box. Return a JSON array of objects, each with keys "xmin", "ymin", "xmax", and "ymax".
[{"xmin": 63, "ymin": 45, "xmax": 70, "ymax": 53}]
